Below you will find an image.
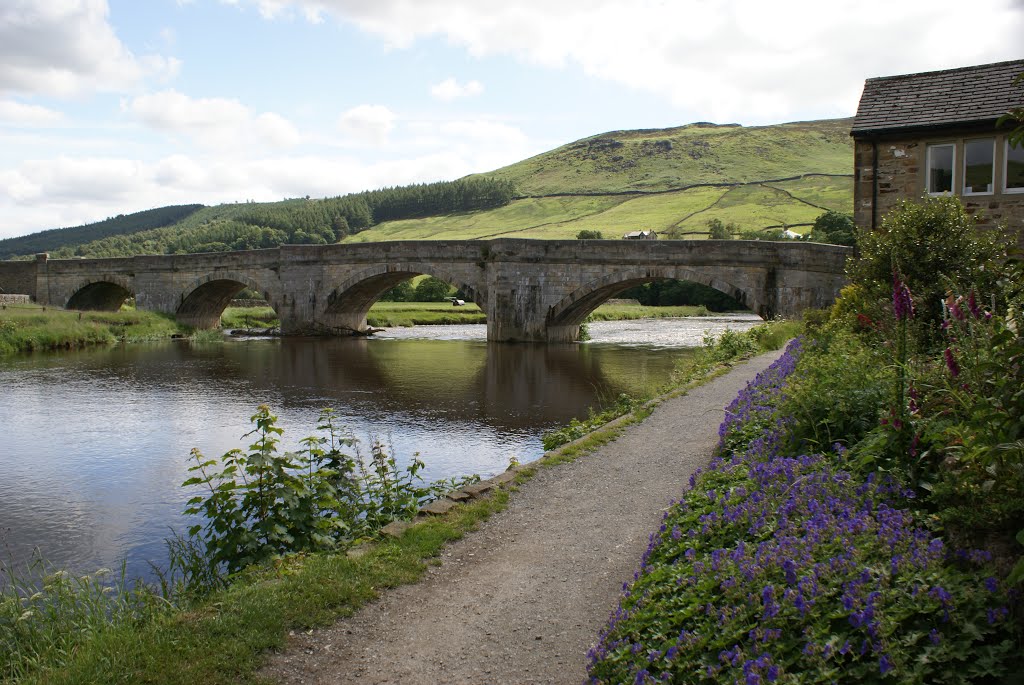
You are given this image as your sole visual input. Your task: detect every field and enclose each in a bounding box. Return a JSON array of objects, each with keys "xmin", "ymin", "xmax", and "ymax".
[{"xmin": 344, "ymin": 173, "xmax": 851, "ymax": 242}]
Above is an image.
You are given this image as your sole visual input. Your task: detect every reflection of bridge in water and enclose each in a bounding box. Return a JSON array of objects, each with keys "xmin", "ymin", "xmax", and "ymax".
[{"xmin": 0, "ymin": 239, "xmax": 849, "ymax": 342}]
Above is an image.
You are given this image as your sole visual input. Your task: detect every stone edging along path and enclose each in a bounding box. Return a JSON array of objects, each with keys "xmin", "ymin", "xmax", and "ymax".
[{"xmin": 262, "ymin": 349, "xmax": 786, "ymax": 685}]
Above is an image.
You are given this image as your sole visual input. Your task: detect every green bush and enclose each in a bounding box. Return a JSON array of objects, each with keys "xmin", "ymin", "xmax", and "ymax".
[
  {"xmin": 181, "ymin": 406, "xmax": 476, "ymax": 584},
  {"xmin": 807, "ymin": 209, "xmax": 856, "ymax": 246},
  {"xmin": 846, "ymin": 196, "xmax": 1009, "ymax": 339},
  {"xmin": 412, "ymin": 276, "xmax": 452, "ymax": 302}
]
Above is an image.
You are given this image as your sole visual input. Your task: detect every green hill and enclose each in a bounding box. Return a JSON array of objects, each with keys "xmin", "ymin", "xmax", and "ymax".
[
  {"xmin": 345, "ymin": 118, "xmax": 854, "ymax": 242},
  {"xmin": 487, "ymin": 118, "xmax": 853, "ymax": 195},
  {"xmin": 2, "ymin": 118, "xmax": 854, "ymax": 258}
]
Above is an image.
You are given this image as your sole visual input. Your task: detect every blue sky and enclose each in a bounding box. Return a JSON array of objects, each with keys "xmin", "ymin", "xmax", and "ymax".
[{"xmin": 1, "ymin": 0, "xmax": 1022, "ymax": 240}]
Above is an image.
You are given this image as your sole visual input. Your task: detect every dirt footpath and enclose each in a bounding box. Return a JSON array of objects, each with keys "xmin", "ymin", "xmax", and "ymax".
[{"xmin": 263, "ymin": 351, "xmax": 783, "ymax": 685}]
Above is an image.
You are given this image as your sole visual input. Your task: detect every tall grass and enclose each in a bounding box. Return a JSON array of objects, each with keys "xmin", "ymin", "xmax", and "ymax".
[
  {"xmin": 0, "ymin": 556, "xmax": 167, "ymax": 682},
  {"xmin": 0, "ymin": 304, "xmax": 183, "ymax": 356}
]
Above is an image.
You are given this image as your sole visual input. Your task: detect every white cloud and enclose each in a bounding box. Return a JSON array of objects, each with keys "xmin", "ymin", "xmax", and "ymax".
[
  {"xmin": 232, "ymin": 0, "xmax": 1024, "ymax": 123},
  {"xmin": 430, "ymin": 77, "xmax": 484, "ymax": 102},
  {"xmin": 126, "ymin": 90, "xmax": 302, "ymax": 150},
  {"xmin": 337, "ymin": 104, "xmax": 396, "ymax": 145},
  {"xmin": 255, "ymin": 112, "xmax": 302, "ymax": 147},
  {"xmin": 0, "ymin": 100, "xmax": 64, "ymax": 126},
  {"xmin": 0, "ymin": 0, "xmax": 178, "ymax": 97}
]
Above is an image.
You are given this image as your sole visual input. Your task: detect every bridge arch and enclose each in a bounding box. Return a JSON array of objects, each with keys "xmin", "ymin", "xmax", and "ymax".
[
  {"xmin": 545, "ymin": 266, "xmax": 760, "ymax": 343},
  {"xmin": 176, "ymin": 272, "xmax": 281, "ymax": 329},
  {"xmin": 65, "ymin": 276, "xmax": 135, "ymax": 311},
  {"xmin": 318, "ymin": 263, "xmax": 486, "ymax": 335}
]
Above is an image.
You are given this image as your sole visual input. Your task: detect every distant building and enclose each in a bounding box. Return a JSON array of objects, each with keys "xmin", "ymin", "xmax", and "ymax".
[
  {"xmin": 622, "ymin": 230, "xmax": 658, "ymax": 240},
  {"xmin": 851, "ymin": 60, "xmax": 1024, "ymax": 233}
]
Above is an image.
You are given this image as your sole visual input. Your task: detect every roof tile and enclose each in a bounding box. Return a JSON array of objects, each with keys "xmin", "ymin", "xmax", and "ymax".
[{"xmin": 852, "ymin": 60, "xmax": 1024, "ymax": 135}]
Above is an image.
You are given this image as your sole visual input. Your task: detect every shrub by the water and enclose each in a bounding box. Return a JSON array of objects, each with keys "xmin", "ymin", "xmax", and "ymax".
[{"xmin": 179, "ymin": 406, "xmax": 477, "ymax": 584}]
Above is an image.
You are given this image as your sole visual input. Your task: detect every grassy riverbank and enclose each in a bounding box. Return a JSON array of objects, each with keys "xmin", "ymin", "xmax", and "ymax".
[
  {"xmin": 1, "ymin": 320, "xmax": 795, "ymax": 685},
  {"xmin": 0, "ymin": 303, "xmax": 185, "ymax": 356},
  {"xmin": 219, "ymin": 301, "xmax": 727, "ymax": 330}
]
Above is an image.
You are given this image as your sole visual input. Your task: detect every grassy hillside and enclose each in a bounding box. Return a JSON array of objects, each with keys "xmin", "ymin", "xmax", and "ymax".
[
  {"xmin": 484, "ymin": 118, "xmax": 852, "ymax": 195},
  {"xmin": 346, "ymin": 118, "xmax": 853, "ymax": 242},
  {"xmin": 4, "ymin": 118, "xmax": 854, "ymax": 256}
]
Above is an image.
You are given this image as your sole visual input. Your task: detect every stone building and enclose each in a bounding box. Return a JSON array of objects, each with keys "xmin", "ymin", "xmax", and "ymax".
[{"xmin": 851, "ymin": 60, "xmax": 1024, "ymax": 234}]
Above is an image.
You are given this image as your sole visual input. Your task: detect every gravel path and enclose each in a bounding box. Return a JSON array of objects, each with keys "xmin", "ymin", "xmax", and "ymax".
[{"xmin": 262, "ymin": 350, "xmax": 783, "ymax": 685}]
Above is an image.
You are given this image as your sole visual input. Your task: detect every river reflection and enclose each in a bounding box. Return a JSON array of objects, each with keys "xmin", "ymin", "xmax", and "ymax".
[{"xmin": 0, "ymin": 315, "xmax": 760, "ymax": 580}]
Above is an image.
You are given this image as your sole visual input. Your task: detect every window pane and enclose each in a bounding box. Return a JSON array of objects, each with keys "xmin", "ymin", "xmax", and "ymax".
[
  {"xmin": 1007, "ymin": 140, "xmax": 1024, "ymax": 191},
  {"xmin": 927, "ymin": 144, "xmax": 954, "ymax": 193},
  {"xmin": 963, "ymin": 138, "xmax": 994, "ymax": 194}
]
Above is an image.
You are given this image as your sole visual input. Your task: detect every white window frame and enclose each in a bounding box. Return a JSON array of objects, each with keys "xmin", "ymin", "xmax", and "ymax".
[
  {"xmin": 1004, "ymin": 138, "xmax": 1024, "ymax": 194},
  {"xmin": 926, "ymin": 143, "xmax": 956, "ymax": 195},
  {"xmin": 962, "ymin": 138, "xmax": 995, "ymax": 196}
]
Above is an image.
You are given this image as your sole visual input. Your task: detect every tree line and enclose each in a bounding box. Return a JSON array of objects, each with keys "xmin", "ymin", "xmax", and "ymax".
[
  {"xmin": 11, "ymin": 177, "xmax": 516, "ymax": 259},
  {"xmin": 0, "ymin": 205, "xmax": 204, "ymax": 259}
]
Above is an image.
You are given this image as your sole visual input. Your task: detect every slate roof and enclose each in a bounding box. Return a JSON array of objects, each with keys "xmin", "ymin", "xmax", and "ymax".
[{"xmin": 852, "ymin": 60, "xmax": 1024, "ymax": 136}]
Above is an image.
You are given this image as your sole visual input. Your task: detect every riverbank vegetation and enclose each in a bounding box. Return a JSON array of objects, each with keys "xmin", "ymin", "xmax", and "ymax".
[
  {"xmin": 0, "ymin": 304, "xmax": 184, "ymax": 356},
  {"xmin": 1, "ymin": 317, "xmax": 791, "ymax": 684},
  {"xmin": 587, "ymin": 197, "xmax": 1024, "ymax": 683}
]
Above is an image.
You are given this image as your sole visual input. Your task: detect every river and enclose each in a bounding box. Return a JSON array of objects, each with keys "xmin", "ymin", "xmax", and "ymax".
[{"xmin": 0, "ymin": 315, "xmax": 760, "ymax": 581}]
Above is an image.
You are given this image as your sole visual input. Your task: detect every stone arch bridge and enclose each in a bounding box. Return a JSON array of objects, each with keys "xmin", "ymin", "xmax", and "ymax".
[{"xmin": 2, "ymin": 239, "xmax": 850, "ymax": 342}]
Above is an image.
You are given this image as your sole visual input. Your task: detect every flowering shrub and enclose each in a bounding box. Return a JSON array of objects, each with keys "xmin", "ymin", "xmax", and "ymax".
[{"xmin": 587, "ymin": 342, "xmax": 1022, "ymax": 684}]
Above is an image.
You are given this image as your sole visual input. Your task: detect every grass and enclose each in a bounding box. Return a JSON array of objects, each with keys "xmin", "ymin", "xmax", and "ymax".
[
  {"xmin": 0, "ymin": 303, "xmax": 185, "ymax": 356},
  {"xmin": 585, "ymin": 304, "xmax": 710, "ymax": 320},
  {"xmin": 483, "ymin": 119, "xmax": 854, "ymax": 196},
  {"xmin": 9, "ymin": 492, "xmax": 510, "ymax": 685},
  {"xmin": 366, "ymin": 302, "xmax": 487, "ymax": 327},
  {"xmin": 343, "ymin": 176, "xmax": 854, "ymax": 243}
]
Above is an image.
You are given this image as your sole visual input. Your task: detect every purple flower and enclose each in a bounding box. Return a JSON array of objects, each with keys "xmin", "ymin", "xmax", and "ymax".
[
  {"xmin": 968, "ymin": 290, "xmax": 982, "ymax": 318},
  {"xmin": 880, "ymin": 654, "xmax": 894, "ymax": 675},
  {"xmin": 892, "ymin": 272, "xmax": 914, "ymax": 320},
  {"xmin": 944, "ymin": 348, "xmax": 960, "ymax": 377}
]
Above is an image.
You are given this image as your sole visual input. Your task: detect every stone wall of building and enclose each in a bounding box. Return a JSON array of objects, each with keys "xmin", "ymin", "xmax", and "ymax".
[{"xmin": 854, "ymin": 136, "xmax": 1024, "ymax": 241}]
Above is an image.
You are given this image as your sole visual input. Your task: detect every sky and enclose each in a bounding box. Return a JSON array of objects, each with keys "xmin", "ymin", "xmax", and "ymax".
[{"xmin": 1, "ymin": 0, "xmax": 1022, "ymax": 240}]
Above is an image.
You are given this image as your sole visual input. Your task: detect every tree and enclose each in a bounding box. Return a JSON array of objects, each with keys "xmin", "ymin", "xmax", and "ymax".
[
  {"xmin": 706, "ymin": 218, "xmax": 734, "ymax": 240},
  {"xmin": 413, "ymin": 276, "xmax": 452, "ymax": 302},
  {"xmin": 576, "ymin": 230, "xmax": 603, "ymax": 239},
  {"xmin": 807, "ymin": 210, "xmax": 856, "ymax": 246},
  {"xmin": 380, "ymin": 279, "xmax": 414, "ymax": 302},
  {"xmin": 996, "ymin": 71, "xmax": 1024, "ymax": 148}
]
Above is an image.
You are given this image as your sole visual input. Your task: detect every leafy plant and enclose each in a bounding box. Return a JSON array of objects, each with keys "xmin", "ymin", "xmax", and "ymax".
[
  {"xmin": 807, "ymin": 209, "xmax": 856, "ymax": 246},
  {"xmin": 181, "ymin": 406, "xmax": 476, "ymax": 582}
]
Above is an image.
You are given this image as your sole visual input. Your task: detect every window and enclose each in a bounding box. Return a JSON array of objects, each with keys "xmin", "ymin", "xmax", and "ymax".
[
  {"xmin": 926, "ymin": 143, "xmax": 955, "ymax": 194},
  {"xmin": 1006, "ymin": 139, "xmax": 1024, "ymax": 193},
  {"xmin": 963, "ymin": 138, "xmax": 994, "ymax": 194}
]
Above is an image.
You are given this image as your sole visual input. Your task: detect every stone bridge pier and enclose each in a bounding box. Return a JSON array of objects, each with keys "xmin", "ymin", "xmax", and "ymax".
[{"xmin": 0, "ymin": 239, "xmax": 850, "ymax": 343}]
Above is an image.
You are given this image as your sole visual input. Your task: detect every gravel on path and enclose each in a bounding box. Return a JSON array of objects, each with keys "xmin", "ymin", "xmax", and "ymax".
[{"xmin": 262, "ymin": 350, "xmax": 784, "ymax": 685}]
